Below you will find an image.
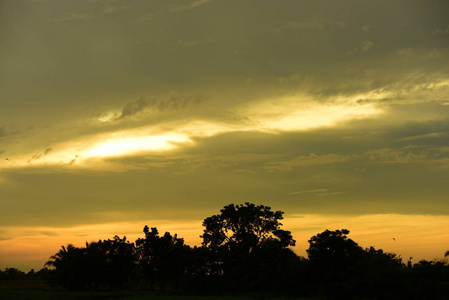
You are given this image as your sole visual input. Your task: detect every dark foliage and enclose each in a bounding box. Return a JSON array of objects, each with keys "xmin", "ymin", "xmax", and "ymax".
[
  {"xmin": 135, "ymin": 226, "xmax": 191, "ymax": 290},
  {"xmin": 10, "ymin": 203, "xmax": 444, "ymax": 299},
  {"xmin": 201, "ymin": 203, "xmax": 295, "ymax": 253},
  {"xmin": 200, "ymin": 203, "xmax": 297, "ymax": 293},
  {"xmin": 0, "ymin": 268, "xmax": 26, "ymax": 280},
  {"xmin": 306, "ymin": 229, "xmax": 406, "ymax": 299},
  {"xmin": 45, "ymin": 236, "xmax": 136, "ymax": 290}
]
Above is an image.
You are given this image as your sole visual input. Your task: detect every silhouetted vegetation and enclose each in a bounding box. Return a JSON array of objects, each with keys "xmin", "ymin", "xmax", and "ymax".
[
  {"xmin": 2, "ymin": 203, "xmax": 449, "ymax": 299},
  {"xmin": 200, "ymin": 203, "xmax": 298, "ymax": 294}
]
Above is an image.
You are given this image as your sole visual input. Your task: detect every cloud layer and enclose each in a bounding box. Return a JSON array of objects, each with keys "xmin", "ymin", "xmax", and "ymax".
[{"xmin": 1, "ymin": 0, "xmax": 448, "ymax": 270}]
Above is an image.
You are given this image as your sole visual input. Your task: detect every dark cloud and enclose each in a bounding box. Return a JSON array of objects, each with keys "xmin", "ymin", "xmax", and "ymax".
[
  {"xmin": 0, "ymin": 0, "xmax": 448, "ymax": 234},
  {"xmin": 1, "ymin": 114, "xmax": 449, "ymax": 228},
  {"xmin": 119, "ymin": 92, "xmax": 209, "ymax": 119},
  {"xmin": 120, "ymin": 96, "xmax": 148, "ymax": 119},
  {"xmin": 29, "ymin": 147, "xmax": 53, "ymax": 162},
  {"xmin": 38, "ymin": 231, "xmax": 57, "ymax": 237}
]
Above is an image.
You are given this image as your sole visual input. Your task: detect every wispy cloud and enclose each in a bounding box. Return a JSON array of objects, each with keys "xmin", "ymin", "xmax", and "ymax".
[
  {"xmin": 270, "ymin": 17, "xmax": 328, "ymax": 34},
  {"xmin": 362, "ymin": 40, "xmax": 373, "ymax": 51},
  {"xmin": 118, "ymin": 92, "xmax": 209, "ymax": 120},
  {"xmin": 52, "ymin": 5, "xmax": 130, "ymax": 22},
  {"xmin": 29, "ymin": 148, "xmax": 52, "ymax": 162},
  {"xmin": 400, "ymin": 132, "xmax": 448, "ymax": 142},
  {"xmin": 266, "ymin": 153, "xmax": 352, "ymax": 172},
  {"xmin": 175, "ymin": 37, "xmax": 218, "ymax": 47},
  {"xmin": 120, "ymin": 97, "xmax": 148, "ymax": 119},
  {"xmin": 173, "ymin": 0, "xmax": 211, "ymax": 12},
  {"xmin": 287, "ymin": 188, "xmax": 329, "ymax": 195}
]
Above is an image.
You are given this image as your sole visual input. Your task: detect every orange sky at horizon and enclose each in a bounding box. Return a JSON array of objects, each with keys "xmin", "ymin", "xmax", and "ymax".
[{"xmin": 1, "ymin": 213, "xmax": 448, "ymax": 272}]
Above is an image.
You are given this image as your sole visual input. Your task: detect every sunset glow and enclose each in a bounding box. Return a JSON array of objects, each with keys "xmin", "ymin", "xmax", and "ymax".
[
  {"xmin": 1, "ymin": 214, "xmax": 448, "ymax": 271},
  {"xmin": 1, "ymin": 0, "xmax": 448, "ymax": 273},
  {"xmin": 81, "ymin": 134, "xmax": 192, "ymax": 158}
]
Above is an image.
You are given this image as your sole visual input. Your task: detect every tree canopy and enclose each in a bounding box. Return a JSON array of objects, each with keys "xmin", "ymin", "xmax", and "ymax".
[
  {"xmin": 201, "ymin": 202, "xmax": 295, "ymax": 254},
  {"xmin": 307, "ymin": 229, "xmax": 364, "ymax": 267},
  {"xmin": 34, "ymin": 203, "xmax": 449, "ymax": 299}
]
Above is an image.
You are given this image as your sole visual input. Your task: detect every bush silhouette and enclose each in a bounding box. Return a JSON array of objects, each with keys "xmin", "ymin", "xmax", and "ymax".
[{"xmin": 39, "ymin": 203, "xmax": 449, "ymax": 299}]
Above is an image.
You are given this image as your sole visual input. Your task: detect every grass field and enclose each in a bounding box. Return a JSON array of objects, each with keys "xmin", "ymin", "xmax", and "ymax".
[
  {"xmin": 0, "ymin": 279, "xmax": 314, "ymax": 300},
  {"xmin": 0, "ymin": 288, "xmax": 314, "ymax": 300}
]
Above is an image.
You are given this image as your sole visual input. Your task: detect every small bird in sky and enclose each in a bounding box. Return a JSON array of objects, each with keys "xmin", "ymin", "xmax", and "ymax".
[
  {"xmin": 392, "ymin": 238, "xmax": 396, "ymax": 241},
  {"xmin": 4, "ymin": 158, "xmax": 9, "ymax": 161}
]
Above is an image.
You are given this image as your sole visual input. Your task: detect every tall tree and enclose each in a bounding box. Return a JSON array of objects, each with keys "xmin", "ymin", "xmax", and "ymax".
[
  {"xmin": 45, "ymin": 244, "xmax": 86, "ymax": 289},
  {"xmin": 201, "ymin": 203, "xmax": 297, "ymax": 292},
  {"xmin": 307, "ymin": 229, "xmax": 364, "ymax": 269},
  {"xmin": 93, "ymin": 236, "xmax": 137, "ymax": 290},
  {"xmin": 201, "ymin": 202, "xmax": 295, "ymax": 254},
  {"xmin": 135, "ymin": 226, "xmax": 191, "ymax": 290}
]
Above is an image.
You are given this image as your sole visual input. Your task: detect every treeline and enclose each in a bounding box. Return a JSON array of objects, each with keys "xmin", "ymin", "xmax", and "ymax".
[
  {"xmin": 0, "ymin": 267, "xmax": 51, "ymax": 281},
  {"xmin": 3, "ymin": 203, "xmax": 449, "ymax": 299}
]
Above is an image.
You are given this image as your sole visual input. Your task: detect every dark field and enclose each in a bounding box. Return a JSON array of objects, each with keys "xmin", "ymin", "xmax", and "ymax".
[
  {"xmin": 0, "ymin": 280, "xmax": 312, "ymax": 300},
  {"xmin": 0, "ymin": 288, "xmax": 312, "ymax": 300}
]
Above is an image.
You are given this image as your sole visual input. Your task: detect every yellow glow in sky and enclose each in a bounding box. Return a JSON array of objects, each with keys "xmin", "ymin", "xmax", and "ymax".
[
  {"xmin": 267, "ymin": 103, "xmax": 380, "ymax": 131},
  {"xmin": 1, "ymin": 214, "xmax": 448, "ymax": 272},
  {"xmin": 0, "ymin": 131, "xmax": 193, "ymax": 169},
  {"xmin": 244, "ymin": 95, "xmax": 382, "ymax": 131},
  {"xmin": 82, "ymin": 134, "xmax": 191, "ymax": 158},
  {"xmin": 0, "ymin": 97, "xmax": 383, "ymax": 171}
]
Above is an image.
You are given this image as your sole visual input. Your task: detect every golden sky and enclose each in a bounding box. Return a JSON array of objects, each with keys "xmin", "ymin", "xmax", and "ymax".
[{"xmin": 1, "ymin": 0, "xmax": 449, "ymax": 271}]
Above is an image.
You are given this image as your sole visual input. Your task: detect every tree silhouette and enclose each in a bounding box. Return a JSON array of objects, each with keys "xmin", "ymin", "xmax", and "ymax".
[
  {"xmin": 0, "ymin": 268, "xmax": 26, "ymax": 280},
  {"xmin": 306, "ymin": 229, "xmax": 365, "ymax": 297},
  {"xmin": 307, "ymin": 229, "xmax": 364, "ymax": 269},
  {"xmin": 91, "ymin": 236, "xmax": 137, "ymax": 290},
  {"xmin": 201, "ymin": 203, "xmax": 297, "ymax": 292},
  {"xmin": 45, "ymin": 244, "xmax": 76, "ymax": 269},
  {"xmin": 201, "ymin": 203, "xmax": 295, "ymax": 253},
  {"xmin": 39, "ymin": 205, "xmax": 449, "ymax": 298},
  {"xmin": 45, "ymin": 237, "xmax": 136, "ymax": 290},
  {"xmin": 135, "ymin": 226, "xmax": 191, "ymax": 290},
  {"xmin": 45, "ymin": 244, "xmax": 86, "ymax": 289},
  {"xmin": 306, "ymin": 229, "xmax": 410, "ymax": 299}
]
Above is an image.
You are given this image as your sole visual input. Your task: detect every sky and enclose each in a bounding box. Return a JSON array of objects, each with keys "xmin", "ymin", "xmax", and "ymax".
[{"xmin": 1, "ymin": 0, "xmax": 449, "ymax": 271}]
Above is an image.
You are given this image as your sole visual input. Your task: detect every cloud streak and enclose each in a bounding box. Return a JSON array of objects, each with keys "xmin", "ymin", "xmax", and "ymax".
[
  {"xmin": 117, "ymin": 92, "xmax": 209, "ymax": 120},
  {"xmin": 174, "ymin": 0, "xmax": 211, "ymax": 12}
]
